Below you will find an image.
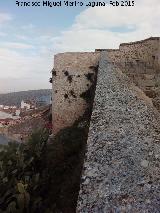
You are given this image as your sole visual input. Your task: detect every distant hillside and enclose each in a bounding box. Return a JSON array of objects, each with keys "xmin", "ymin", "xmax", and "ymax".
[{"xmin": 0, "ymin": 89, "xmax": 52, "ymax": 107}]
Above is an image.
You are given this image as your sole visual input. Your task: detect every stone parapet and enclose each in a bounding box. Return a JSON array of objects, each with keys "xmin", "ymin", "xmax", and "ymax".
[{"xmin": 77, "ymin": 53, "xmax": 160, "ymax": 212}]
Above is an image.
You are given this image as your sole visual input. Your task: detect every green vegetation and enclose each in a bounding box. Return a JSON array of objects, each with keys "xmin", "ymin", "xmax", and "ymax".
[
  {"xmin": 0, "ymin": 118, "xmax": 89, "ymax": 213},
  {"xmin": 0, "ymin": 129, "xmax": 49, "ymax": 213}
]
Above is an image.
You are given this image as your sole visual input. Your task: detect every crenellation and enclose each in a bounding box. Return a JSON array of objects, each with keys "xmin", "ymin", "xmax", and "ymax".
[{"xmin": 120, "ymin": 36, "xmax": 159, "ymax": 46}]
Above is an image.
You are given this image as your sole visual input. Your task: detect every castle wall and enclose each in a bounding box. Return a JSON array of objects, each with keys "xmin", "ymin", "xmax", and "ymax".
[
  {"xmin": 77, "ymin": 53, "xmax": 160, "ymax": 212},
  {"xmin": 105, "ymin": 38, "xmax": 160, "ymax": 101},
  {"xmin": 52, "ymin": 37, "xmax": 160, "ymax": 134},
  {"xmin": 102, "ymin": 38, "xmax": 159, "ymax": 65},
  {"xmin": 119, "ymin": 37, "xmax": 159, "ymax": 65},
  {"xmin": 51, "ymin": 37, "xmax": 160, "ymax": 210},
  {"xmin": 52, "ymin": 52, "xmax": 100, "ymax": 134}
]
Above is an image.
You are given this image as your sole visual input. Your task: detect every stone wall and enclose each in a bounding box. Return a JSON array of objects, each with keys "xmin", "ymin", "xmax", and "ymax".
[
  {"xmin": 102, "ymin": 37, "xmax": 160, "ymax": 109},
  {"xmin": 52, "ymin": 52, "xmax": 100, "ymax": 134},
  {"xmin": 120, "ymin": 37, "xmax": 160, "ymax": 66},
  {"xmin": 97, "ymin": 37, "xmax": 160, "ymax": 65},
  {"xmin": 52, "ymin": 38, "xmax": 160, "ymax": 135},
  {"xmin": 51, "ymin": 37, "xmax": 160, "ymax": 211},
  {"xmin": 77, "ymin": 53, "xmax": 160, "ymax": 212}
]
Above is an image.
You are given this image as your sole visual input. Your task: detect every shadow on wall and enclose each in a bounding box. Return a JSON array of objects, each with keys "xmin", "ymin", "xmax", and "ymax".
[{"xmin": 47, "ymin": 63, "xmax": 99, "ymax": 212}]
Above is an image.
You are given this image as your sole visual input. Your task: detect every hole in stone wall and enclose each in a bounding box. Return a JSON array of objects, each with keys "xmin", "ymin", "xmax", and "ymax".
[
  {"xmin": 70, "ymin": 90, "xmax": 76, "ymax": 98},
  {"xmin": 152, "ymin": 55, "xmax": 156, "ymax": 60},
  {"xmin": 67, "ymin": 76, "xmax": 73, "ymax": 83},
  {"xmin": 85, "ymin": 73, "xmax": 94, "ymax": 83},
  {"xmin": 64, "ymin": 94, "xmax": 69, "ymax": 99},
  {"xmin": 64, "ymin": 70, "xmax": 69, "ymax": 76},
  {"xmin": 89, "ymin": 65, "xmax": 99, "ymax": 72},
  {"xmin": 80, "ymin": 64, "xmax": 99, "ymax": 105},
  {"xmin": 52, "ymin": 69, "xmax": 57, "ymax": 76}
]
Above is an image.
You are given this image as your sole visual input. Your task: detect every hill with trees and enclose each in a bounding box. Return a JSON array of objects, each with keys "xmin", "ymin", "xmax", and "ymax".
[{"xmin": 0, "ymin": 89, "xmax": 52, "ymax": 107}]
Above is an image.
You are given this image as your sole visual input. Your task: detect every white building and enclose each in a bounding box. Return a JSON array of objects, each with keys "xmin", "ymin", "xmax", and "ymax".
[
  {"xmin": 11, "ymin": 106, "xmax": 17, "ymax": 109},
  {"xmin": 21, "ymin": 100, "xmax": 31, "ymax": 110},
  {"xmin": 15, "ymin": 109, "xmax": 20, "ymax": 116},
  {"xmin": 3, "ymin": 106, "xmax": 9, "ymax": 110}
]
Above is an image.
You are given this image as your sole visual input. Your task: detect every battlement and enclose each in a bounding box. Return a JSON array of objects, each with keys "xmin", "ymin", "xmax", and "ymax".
[{"xmin": 120, "ymin": 36, "xmax": 160, "ymax": 46}]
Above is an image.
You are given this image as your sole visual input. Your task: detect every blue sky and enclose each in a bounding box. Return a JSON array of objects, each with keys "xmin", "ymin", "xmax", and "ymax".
[{"xmin": 0, "ymin": 0, "xmax": 159, "ymax": 93}]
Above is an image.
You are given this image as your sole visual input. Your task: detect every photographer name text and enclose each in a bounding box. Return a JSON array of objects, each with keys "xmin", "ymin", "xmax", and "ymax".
[{"xmin": 16, "ymin": 1, "xmax": 135, "ymax": 7}]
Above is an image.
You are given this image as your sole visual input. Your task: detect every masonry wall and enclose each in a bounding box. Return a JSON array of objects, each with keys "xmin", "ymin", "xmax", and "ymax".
[
  {"xmin": 103, "ymin": 38, "xmax": 160, "ymax": 109},
  {"xmin": 105, "ymin": 37, "xmax": 160, "ymax": 65},
  {"xmin": 52, "ymin": 52, "xmax": 100, "ymax": 134},
  {"xmin": 52, "ymin": 37, "xmax": 160, "ymax": 134},
  {"xmin": 51, "ymin": 37, "xmax": 160, "ymax": 211},
  {"xmin": 77, "ymin": 53, "xmax": 160, "ymax": 212}
]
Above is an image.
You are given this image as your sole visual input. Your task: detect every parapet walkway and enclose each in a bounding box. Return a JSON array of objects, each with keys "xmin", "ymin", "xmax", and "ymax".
[{"xmin": 77, "ymin": 52, "xmax": 160, "ymax": 212}]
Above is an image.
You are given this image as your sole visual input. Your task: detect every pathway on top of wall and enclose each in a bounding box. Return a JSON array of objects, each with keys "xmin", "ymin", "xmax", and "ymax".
[{"xmin": 77, "ymin": 52, "xmax": 160, "ymax": 212}]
